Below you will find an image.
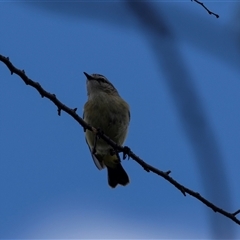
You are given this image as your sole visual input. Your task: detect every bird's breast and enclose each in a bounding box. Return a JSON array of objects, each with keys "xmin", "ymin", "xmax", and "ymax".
[{"xmin": 84, "ymin": 94, "xmax": 129, "ymax": 148}]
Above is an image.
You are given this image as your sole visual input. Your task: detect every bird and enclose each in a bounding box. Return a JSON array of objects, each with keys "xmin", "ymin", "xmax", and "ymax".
[{"xmin": 83, "ymin": 72, "xmax": 130, "ymax": 188}]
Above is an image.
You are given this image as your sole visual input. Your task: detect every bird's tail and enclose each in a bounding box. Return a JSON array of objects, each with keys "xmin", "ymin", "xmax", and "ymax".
[{"xmin": 107, "ymin": 163, "xmax": 129, "ymax": 188}]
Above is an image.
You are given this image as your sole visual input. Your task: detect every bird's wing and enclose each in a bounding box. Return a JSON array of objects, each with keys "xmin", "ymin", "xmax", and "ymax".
[
  {"xmin": 83, "ymin": 110, "xmax": 105, "ymax": 170},
  {"xmin": 85, "ymin": 137, "xmax": 105, "ymax": 170}
]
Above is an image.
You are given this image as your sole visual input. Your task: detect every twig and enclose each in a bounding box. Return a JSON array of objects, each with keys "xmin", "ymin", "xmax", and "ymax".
[
  {"xmin": 192, "ymin": 0, "xmax": 219, "ymax": 18},
  {"xmin": 233, "ymin": 209, "xmax": 240, "ymax": 217},
  {"xmin": 1, "ymin": 54, "xmax": 239, "ymax": 225}
]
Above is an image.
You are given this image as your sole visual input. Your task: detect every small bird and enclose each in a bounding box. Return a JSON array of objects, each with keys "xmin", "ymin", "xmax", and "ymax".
[{"xmin": 83, "ymin": 72, "xmax": 130, "ymax": 188}]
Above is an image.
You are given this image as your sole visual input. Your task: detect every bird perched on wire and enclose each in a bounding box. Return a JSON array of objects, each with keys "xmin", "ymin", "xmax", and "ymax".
[{"xmin": 83, "ymin": 72, "xmax": 130, "ymax": 188}]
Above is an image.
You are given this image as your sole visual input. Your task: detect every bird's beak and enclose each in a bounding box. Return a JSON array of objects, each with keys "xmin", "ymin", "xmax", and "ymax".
[{"xmin": 83, "ymin": 72, "xmax": 94, "ymax": 80}]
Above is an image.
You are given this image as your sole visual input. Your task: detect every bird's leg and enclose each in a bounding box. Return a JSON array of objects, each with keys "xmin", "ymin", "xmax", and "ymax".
[
  {"xmin": 122, "ymin": 146, "xmax": 131, "ymax": 160},
  {"xmin": 109, "ymin": 148, "xmax": 116, "ymax": 156},
  {"xmin": 109, "ymin": 148, "xmax": 121, "ymax": 163}
]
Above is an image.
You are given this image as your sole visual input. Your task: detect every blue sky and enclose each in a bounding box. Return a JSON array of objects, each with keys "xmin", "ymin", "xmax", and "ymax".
[{"xmin": 1, "ymin": 1, "xmax": 240, "ymax": 239}]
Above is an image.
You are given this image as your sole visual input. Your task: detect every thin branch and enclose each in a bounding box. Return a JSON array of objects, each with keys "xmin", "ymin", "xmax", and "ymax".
[
  {"xmin": 1, "ymin": 54, "xmax": 239, "ymax": 225},
  {"xmin": 233, "ymin": 209, "xmax": 240, "ymax": 217},
  {"xmin": 192, "ymin": 0, "xmax": 219, "ymax": 18}
]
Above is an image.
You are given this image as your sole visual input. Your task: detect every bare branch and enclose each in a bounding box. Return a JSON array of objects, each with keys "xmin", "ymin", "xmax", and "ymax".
[
  {"xmin": 192, "ymin": 0, "xmax": 219, "ymax": 18},
  {"xmin": 1, "ymin": 54, "xmax": 239, "ymax": 225},
  {"xmin": 233, "ymin": 209, "xmax": 240, "ymax": 216}
]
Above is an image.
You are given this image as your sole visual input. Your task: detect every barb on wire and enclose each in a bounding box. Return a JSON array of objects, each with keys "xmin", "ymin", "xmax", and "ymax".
[
  {"xmin": 1, "ymin": 54, "xmax": 239, "ymax": 225},
  {"xmin": 192, "ymin": 0, "xmax": 219, "ymax": 18}
]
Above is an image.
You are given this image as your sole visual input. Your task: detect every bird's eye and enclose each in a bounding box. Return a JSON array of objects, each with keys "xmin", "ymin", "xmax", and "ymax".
[{"xmin": 98, "ymin": 77, "xmax": 108, "ymax": 83}]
